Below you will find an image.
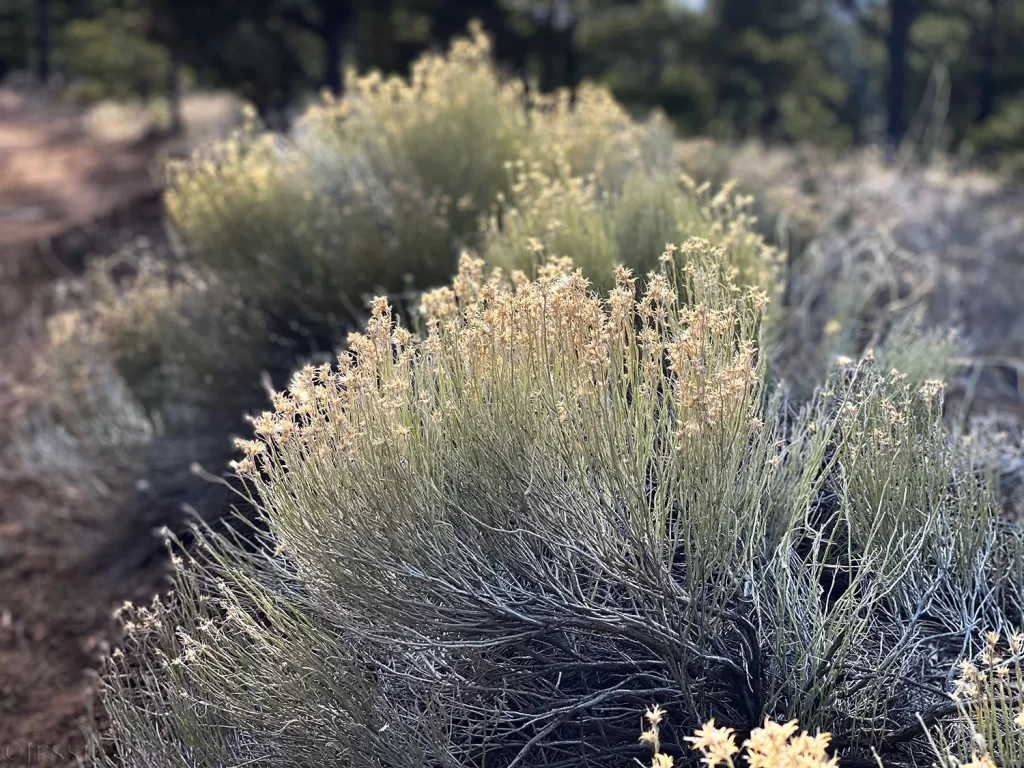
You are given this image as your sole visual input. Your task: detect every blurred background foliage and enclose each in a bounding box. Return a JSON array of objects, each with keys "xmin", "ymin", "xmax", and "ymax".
[{"xmin": 1, "ymin": 0, "xmax": 1023, "ymax": 170}]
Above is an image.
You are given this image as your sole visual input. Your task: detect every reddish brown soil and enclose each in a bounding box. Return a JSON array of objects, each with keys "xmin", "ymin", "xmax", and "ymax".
[
  {"xmin": 0, "ymin": 89, "xmax": 163, "ymax": 248},
  {"xmin": 0, "ymin": 90, "xmax": 170, "ymax": 768},
  {"xmin": 0, "ymin": 471, "xmax": 163, "ymax": 768}
]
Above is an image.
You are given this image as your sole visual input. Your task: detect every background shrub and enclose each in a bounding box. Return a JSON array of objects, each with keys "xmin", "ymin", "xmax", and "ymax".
[
  {"xmin": 163, "ymin": 25, "xmax": 675, "ymax": 327},
  {"xmin": 481, "ymin": 168, "xmax": 772, "ymax": 295}
]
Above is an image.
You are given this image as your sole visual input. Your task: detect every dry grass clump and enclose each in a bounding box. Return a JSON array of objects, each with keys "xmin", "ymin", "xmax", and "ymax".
[
  {"xmin": 97, "ymin": 249, "xmax": 1024, "ymax": 767},
  {"xmin": 30, "ymin": 247, "xmax": 266, "ymax": 446},
  {"xmin": 928, "ymin": 630, "xmax": 1024, "ymax": 768},
  {"xmin": 681, "ymin": 141, "xmax": 1024, "ymax": 414},
  {"xmin": 19, "ymin": 308, "xmax": 155, "ymax": 467}
]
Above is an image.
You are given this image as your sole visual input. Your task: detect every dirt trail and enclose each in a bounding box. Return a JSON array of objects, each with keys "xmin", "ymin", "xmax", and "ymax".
[
  {"xmin": 0, "ymin": 89, "xmax": 163, "ymax": 249},
  {"xmin": 0, "ymin": 471, "xmax": 161, "ymax": 768},
  {"xmin": 0, "ymin": 89, "xmax": 186, "ymax": 767}
]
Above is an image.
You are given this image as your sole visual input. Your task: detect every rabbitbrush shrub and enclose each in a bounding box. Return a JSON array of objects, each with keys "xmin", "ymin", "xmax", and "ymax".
[
  {"xmin": 125, "ymin": 22, "xmax": 678, "ymax": 376},
  {"xmin": 481, "ymin": 167, "xmax": 771, "ymax": 294},
  {"xmin": 99, "ymin": 249, "xmax": 1024, "ymax": 767}
]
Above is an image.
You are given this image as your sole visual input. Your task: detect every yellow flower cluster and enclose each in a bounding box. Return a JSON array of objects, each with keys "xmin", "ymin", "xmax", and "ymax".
[
  {"xmin": 686, "ymin": 718, "xmax": 738, "ymax": 767},
  {"xmin": 243, "ymin": 245, "xmax": 765, "ymax": 484},
  {"xmin": 686, "ymin": 717, "xmax": 838, "ymax": 768},
  {"xmin": 639, "ymin": 705, "xmax": 675, "ymax": 768}
]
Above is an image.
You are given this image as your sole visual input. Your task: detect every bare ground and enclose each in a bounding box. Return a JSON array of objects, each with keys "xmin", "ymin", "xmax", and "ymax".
[{"xmin": 0, "ymin": 88, "xmax": 236, "ymax": 767}]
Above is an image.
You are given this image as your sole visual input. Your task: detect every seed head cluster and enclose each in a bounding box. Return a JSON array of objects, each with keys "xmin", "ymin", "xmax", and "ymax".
[
  {"xmin": 686, "ymin": 716, "xmax": 837, "ymax": 768},
  {"xmin": 241, "ymin": 245, "xmax": 764, "ymax": 488}
]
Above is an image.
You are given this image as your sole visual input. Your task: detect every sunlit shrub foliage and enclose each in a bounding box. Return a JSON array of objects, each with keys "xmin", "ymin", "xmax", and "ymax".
[
  {"xmin": 481, "ymin": 169, "xmax": 772, "ymax": 294},
  {"xmin": 162, "ymin": 23, "xmax": 675, "ymax": 330}
]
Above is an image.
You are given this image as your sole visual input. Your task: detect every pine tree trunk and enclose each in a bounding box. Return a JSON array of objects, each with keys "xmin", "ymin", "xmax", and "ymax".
[
  {"xmin": 563, "ymin": 19, "xmax": 578, "ymax": 91},
  {"xmin": 168, "ymin": 60, "xmax": 183, "ymax": 136},
  {"xmin": 321, "ymin": 1, "xmax": 353, "ymax": 96},
  {"xmin": 324, "ymin": 22, "xmax": 343, "ymax": 94},
  {"xmin": 976, "ymin": 0, "xmax": 1000, "ymax": 123},
  {"xmin": 886, "ymin": 0, "xmax": 915, "ymax": 146},
  {"xmin": 36, "ymin": 0, "xmax": 49, "ymax": 83}
]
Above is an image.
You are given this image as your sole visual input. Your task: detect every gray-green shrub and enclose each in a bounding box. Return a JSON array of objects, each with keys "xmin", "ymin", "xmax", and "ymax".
[{"xmin": 97, "ymin": 251, "xmax": 1024, "ymax": 767}]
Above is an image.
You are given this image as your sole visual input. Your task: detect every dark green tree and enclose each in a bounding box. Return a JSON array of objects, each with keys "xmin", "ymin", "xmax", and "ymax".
[
  {"xmin": 271, "ymin": 0, "xmax": 354, "ymax": 94},
  {"xmin": 707, "ymin": 0, "xmax": 851, "ymax": 143},
  {"xmin": 576, "ymin": 0, "xmax": 715, "ymax": 130}
]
